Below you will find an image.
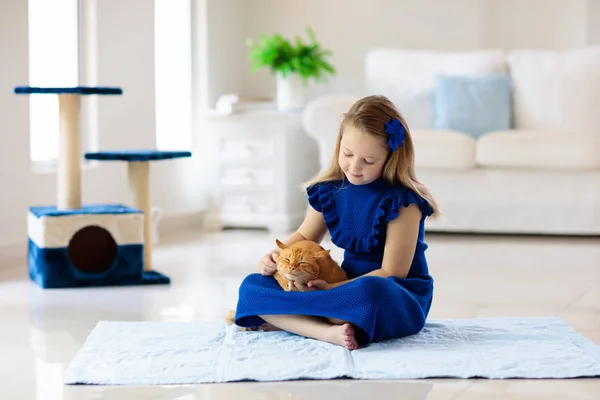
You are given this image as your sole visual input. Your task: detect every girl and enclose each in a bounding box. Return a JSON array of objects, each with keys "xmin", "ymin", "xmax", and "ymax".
[{"xmin": 233, "ymin": 95, "xmax": 440, "ymax": 350}]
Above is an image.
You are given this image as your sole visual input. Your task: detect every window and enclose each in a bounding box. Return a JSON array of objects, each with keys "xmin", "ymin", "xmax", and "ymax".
[
  {"xmin": 28, "ymin": 0, "xmax": 79, "ymax": 163},
  {"xmin": 154, "ymin": 0, "xmax": 193, "ymax": 150}
]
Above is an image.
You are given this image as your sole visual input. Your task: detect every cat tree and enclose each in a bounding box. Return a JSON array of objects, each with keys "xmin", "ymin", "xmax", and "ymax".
[{"xmin": 15, "ymin": 86, "xmax": 191, "ymax": 288}]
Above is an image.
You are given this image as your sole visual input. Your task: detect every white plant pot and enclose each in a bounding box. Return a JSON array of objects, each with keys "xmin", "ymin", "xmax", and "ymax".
[{"xmin": 276, "ymin": 73, "xmax": 305, "ymax": 111}]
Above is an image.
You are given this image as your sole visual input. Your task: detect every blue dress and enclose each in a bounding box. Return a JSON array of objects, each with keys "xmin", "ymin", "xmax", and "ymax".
[{"xmin": 234, "ymin": 177, "xmax": 435, "ymax": 345}]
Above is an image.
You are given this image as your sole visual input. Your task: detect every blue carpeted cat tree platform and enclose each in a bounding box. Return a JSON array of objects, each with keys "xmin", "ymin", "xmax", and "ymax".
[{"xmin": 15, "ymin": 86, "xmax": 191, "ymax": 289}]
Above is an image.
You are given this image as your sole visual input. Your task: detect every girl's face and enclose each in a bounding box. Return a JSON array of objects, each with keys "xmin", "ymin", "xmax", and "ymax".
[{"xmin": 338, "ymin": 123, "xmax": 388, "ymax": 185}]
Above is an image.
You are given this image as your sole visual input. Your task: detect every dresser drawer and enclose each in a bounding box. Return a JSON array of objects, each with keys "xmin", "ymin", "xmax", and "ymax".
[
  {"xmin": 221, "ymin": 193, "xmax": 275, "ymax": 214},
  {"xmin": 219, "ymin": 136, "xmax": 275, "ymax": 160},
  {"xmin": 220, "ymin": 166, "xmax": 275, "ymax": 187}
]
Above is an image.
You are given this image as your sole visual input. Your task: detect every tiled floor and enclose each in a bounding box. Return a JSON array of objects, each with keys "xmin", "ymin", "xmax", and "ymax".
[{"xmin": 1, "ymin": 228, "xmax": 599, "ymax": 399}]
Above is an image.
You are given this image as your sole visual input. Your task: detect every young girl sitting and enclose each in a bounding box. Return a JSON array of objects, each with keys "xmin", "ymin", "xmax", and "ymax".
[{"xmin": 233, "ymin": 94, "xmax": 440, "ymax": 350}]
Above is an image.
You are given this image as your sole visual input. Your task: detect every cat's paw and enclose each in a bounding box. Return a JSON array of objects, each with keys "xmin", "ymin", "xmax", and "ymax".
[{"xmin": 225, "ymin": 310, "xmax": 236, "ymax": 325}]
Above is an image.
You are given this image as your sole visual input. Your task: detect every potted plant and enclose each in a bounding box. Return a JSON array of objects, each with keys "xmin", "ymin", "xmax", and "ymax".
[{"xmin": 246, "ymin": 27, "xmax": 336, "ymax": 111}]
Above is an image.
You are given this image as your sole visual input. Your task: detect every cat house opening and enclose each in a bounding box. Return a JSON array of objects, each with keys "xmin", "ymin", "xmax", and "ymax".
[{"xmin": 68, "ymin": 225, "xmax": 118, "ymax": 274}]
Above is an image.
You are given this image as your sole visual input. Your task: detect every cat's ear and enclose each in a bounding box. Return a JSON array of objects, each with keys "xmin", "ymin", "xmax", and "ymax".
[
  {"xmin": 275, "ymin": 239, "xmax": 288, "ymax": 250},
  {"xmin": 314, "ymin": 249, "xmax": 330, "ymax": 258}
]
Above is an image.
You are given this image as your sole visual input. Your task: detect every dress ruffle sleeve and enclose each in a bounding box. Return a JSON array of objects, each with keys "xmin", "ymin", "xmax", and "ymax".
[
  {"xmin": 381, "ymin": 186, "xmax": 434, "ymax": 223},
  {"xmin": 306, "ymin": 183, "xmax": 324, "ymax": 213}
]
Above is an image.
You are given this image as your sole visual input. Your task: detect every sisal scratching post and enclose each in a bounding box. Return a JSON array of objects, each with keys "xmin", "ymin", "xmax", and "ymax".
[
  {"xmin": 57, "ymin": 94, "xmax": 82, "ymax": 210},
  {"xmin": 127, "ymin": 161, "xmax": 152, "ymax": 271},
  {"xmin": 14, "ymin": 85, "xmax": 123, "ymax": 212}
]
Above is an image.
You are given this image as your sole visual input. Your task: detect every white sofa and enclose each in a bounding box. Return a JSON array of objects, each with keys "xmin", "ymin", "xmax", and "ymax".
[{"xmin": 303, "ymin": 47, "xmax": 600, "ymax": 235}]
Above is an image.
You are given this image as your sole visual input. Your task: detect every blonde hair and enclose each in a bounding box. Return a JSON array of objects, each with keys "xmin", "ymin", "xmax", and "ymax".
[{"xmin": 305, "ymin": 94, "xmax": 440, "ymax": 219}]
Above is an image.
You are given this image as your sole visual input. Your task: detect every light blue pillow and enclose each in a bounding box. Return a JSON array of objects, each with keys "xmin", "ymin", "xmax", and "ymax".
[{"xmin": 433, "ymin": 74, "xmax": 512, "ymax": 138}]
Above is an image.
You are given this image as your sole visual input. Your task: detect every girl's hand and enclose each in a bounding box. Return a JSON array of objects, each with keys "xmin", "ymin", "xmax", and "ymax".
[
  {"xmin": 258, "ymin": 250, "xmax": 279, "ymax": 276},
  {"xmin": 288, "ymin": 279, "xmax": 330, "ymax": 291}
]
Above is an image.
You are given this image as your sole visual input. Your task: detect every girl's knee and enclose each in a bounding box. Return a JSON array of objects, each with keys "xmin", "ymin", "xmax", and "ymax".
[
  {"xmin": 241, "ymin": 272, "xmax": 269, "ymax": 285},
  {"xmin": 358, "ymin": 276, "xmax": 388, "ymax": 296}
]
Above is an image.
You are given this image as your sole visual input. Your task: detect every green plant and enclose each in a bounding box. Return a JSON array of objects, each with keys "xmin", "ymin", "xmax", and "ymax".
[{"xmin": 246, "ymin": 27, "xmax": 336, "ymax": 85}]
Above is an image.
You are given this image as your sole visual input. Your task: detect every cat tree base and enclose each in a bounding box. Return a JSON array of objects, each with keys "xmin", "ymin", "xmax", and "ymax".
[{"xmin": 27, "ymin": 204, "xmax": 169, "ymax": 288}]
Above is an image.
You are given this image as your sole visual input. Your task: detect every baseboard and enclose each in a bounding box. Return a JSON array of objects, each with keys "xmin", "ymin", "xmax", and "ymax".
[
  {"xmin": 0, "ymin": 242, "xmax": 26, "ymax": 267},
  {"xmin": 202, "ymin": 211, "xmax": 304, "ymax": 232}
]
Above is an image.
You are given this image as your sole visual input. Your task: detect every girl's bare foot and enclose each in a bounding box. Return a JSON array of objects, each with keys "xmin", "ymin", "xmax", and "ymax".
[
  {"xmin": 325, "ymin": 323, "xmax": 359, "ymax": 350},
  {"xmin": 259, "ymin": 322, "xmax": 281, "ymax": 332}
]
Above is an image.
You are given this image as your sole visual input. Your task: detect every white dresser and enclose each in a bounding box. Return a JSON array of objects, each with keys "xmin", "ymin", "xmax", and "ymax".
[{"xmin": 200, "ymin": 110, "xmax": 320, "ymax": 232}]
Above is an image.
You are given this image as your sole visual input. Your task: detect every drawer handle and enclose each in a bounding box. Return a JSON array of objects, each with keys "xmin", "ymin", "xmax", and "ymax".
[
  {"xmin": 240, "ymin": 195, "xmax": 254, "ymax": 212},
  {"xmin": 242, "ymin": 144, "xmax": 258, "ymax": 155},
  {"xmin": 243, "ymin": 169, "xmax": 255, "ymax": 181}
]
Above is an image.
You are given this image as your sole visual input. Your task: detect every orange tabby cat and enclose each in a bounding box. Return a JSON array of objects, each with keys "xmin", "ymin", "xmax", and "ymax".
[
  {"xmin": 271, "ymin": 239, "xmax": 347, "ymax": 290},
  {"xmin": 225, "ymin": 239, "xmax": 347, "ymax": 328}
]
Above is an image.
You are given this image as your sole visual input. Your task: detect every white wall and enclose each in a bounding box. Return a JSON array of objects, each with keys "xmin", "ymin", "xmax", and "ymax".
[
  {"xmin": 487, "ymin": 0, "xmax": 588, "ymax": 50},
  {"xmin": 202, "ymin": 0, "xmax": 247, "ymax": 108},
  {"xmin": 0, "ymin": 1, "xmax": 31, "ymax": 249},
  {"xmin": 200, "ymin": 0, "xmax": 595, "ymax": 105},
  {"xmin": 0, "ymin": 0, "xmax": 206, "ymax": 251},
  {"xmin": 589, "ymin": 0, "xmax": 600, "ymax": 45},
  {"xmin": 238, "ymin": 0, "xmax": 491, "ymax": 100}
]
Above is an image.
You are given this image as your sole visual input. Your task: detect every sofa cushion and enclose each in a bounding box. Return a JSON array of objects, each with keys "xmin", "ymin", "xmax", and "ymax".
[
  {"xmin": 433, "ymin": 74, "xmax": 512, "ymax": 138},
  {"xmin": 476, "ymin": 130, "xmax": 600, "ymax": 170},
  {"xmin": 508, "ymin": 47, "xmax": 600, "ymax": 135},
  {"xmin": 365, "ymin": 49, "xmax": 507, "ymax": 129},
  {"xmin": 412, "ymin": 129, "xmax": 476, "ymax": 170}
]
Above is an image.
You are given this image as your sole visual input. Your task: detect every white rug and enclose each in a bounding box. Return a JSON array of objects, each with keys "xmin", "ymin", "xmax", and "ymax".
[{"xmin": 64, "ymin": 317, "xmax": 600, "ymax": 385}]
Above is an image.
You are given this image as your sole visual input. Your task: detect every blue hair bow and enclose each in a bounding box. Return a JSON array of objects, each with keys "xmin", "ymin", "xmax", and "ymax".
[{"xmin": 384, "ymin": 118, "xmax": 406, "ymax": 151}]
